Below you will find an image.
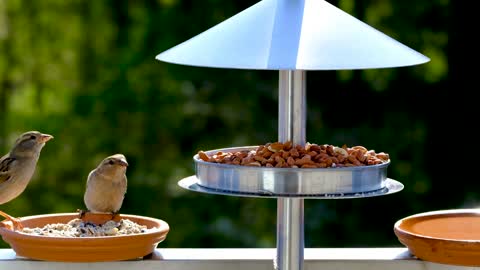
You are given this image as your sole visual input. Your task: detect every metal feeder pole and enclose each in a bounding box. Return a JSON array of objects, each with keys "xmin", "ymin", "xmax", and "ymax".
[{"xmin": 276, "ymin": 70, "xmax": 306, "ymax": 270}]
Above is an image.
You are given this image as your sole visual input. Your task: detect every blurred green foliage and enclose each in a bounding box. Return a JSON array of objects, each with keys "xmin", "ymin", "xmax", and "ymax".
[{"xmin": 0, "ymin": 0, "xmax": 471, "ymax": 250}]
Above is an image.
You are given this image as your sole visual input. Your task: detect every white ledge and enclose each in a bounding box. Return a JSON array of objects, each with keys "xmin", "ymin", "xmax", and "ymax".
[{"xmin": 0, "ymin": 248, "xmax": 476, "ymax": 270}]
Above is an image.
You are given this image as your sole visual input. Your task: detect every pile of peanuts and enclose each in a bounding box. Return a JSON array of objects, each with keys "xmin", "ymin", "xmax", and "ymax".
[{"xmin": 197, "ymin": 142, "xmax": 389, "ymax": 168}]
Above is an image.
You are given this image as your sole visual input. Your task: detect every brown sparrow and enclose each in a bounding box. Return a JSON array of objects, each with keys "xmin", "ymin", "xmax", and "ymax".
[
  {"xmin": 0, "ymin": 131, "xmax": 53, "ymax": 229},
  {"xmin": 82, "ymin": 154, "xmax": 128, "ymax": 218}
]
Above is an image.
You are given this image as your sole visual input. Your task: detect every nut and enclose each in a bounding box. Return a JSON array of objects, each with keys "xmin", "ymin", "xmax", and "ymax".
[
  {"xmin": 287, "ymin": 156, "xmax": 296, "ymax": 166},
  {"xmin": 283, "ymin": 141, "xmax": 293, "ymax": 150},
  {"xmin": 198, "ymin": 151, "xmax": 210, "ymax": 162},
  {"xmin": 333, "ymin": 147, "xmax": 348, "ymax": 157},
  {"xmin": 326, "ymin": 145, "xmax": 335, "ymax": 156},
  {"xmin": 376, "ymin": 152, "xmax": 390, "ymax": 161},
  {"xmin": 294, "ymin": 155, "xmax": 314, "ymax": 166},
  {"xmin": 267, "ymin": 142, "xmax": 284, "ymax": 152},
  {"xmin": 301, "ymin": 164, "xmax": 317, "ymax": 168},
  {"xmin": 247, "ymin": 161, "xmax": 261, "ymax": 167},
  {"xmin": 352, "ymin": 146, "xmax": 368, "ymax": 153}
]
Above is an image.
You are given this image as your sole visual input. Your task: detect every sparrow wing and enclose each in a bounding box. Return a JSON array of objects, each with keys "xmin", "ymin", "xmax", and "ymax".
[{"xmin": 0, "ymin": 154, "xmax": 16, "ymax": 184}]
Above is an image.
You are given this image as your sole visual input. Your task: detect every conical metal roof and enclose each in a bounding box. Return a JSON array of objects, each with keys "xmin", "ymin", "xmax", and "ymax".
[{"xmin": 156, "ymin": 0, "xmax": 429, "ymax": 70}]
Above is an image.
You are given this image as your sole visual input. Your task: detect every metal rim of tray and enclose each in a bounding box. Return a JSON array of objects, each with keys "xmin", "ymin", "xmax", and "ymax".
[{"xmin": 178, "ymin": 175, "xmax": 404, "ymax": 199}]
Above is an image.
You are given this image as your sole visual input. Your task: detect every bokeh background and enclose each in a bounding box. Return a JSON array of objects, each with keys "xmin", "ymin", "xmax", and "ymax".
[{"xmin": 0, "ymin": 0, "xmax": 475, "ymax": 248}]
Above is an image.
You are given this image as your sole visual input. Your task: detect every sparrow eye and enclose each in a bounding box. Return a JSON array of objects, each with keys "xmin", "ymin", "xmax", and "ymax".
[
  {"xmin": 30, "ymin": 135, "xmax": 36, "ymax": 140},
  {"xmin": 108, "ymin": 160, "xmax": 114, "ymax": 165}
]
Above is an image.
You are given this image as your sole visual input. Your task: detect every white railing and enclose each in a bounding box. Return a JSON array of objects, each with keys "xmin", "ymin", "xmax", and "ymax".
[{"xmin": 0, "ymin": 248, "xmax": 473, "ymax": 270}]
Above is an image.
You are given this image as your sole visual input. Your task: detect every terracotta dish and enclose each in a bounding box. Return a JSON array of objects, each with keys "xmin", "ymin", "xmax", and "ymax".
[
  {"xmin": 0, "ymin": 212, "xmax": 169, "ymax": 262},
  {"xmin": 394, "ymin": 209, "xmax": 480, "ymax": 266}
]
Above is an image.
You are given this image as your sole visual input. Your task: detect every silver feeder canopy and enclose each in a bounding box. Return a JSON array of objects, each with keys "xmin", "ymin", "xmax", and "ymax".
[
  {"xmin": 156, "ymin": 0, "xmax": 429, "ymax": 69},
  {"xmin": 156, "ymin": 1, "xmax": 430, "ymax": 270}
]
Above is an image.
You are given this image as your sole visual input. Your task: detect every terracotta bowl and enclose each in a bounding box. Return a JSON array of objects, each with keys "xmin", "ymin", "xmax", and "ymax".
[
  {"xmin": 0, "ymin": 212, "xmax": 169, "ymax": 262},
  {"xmin": 394, "ymin": 209, "xmax": 480, "ymax": 266}
]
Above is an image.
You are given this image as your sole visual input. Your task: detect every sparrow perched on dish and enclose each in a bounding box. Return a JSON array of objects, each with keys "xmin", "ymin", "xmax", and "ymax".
[
  {"xmin": 82, "ymin": 154, "xmax": 128, "ymax": 218},
  {"xmin": 0, "ymin": 131, "xmax": 53, "ymax": 229}
]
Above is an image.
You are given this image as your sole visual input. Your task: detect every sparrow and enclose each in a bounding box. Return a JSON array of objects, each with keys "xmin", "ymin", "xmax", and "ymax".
[
  {"xmin": 0, "ymin": 131, "xmax": 53, "ymax": 230},
  {"xmin": 82, "ymin": 154, "xmax": 128, "ymax": 218}
]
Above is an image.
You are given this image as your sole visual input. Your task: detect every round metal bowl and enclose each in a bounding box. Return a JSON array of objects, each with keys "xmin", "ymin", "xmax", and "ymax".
[{"xmin": 194, "ymin": 146, "xmax": 391, "ymax": 196}]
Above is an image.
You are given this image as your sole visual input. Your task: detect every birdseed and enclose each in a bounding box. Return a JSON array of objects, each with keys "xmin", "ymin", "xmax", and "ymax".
[{"xmin": 20, "ymin": 218, "xmax": 150, "ymax": 237}]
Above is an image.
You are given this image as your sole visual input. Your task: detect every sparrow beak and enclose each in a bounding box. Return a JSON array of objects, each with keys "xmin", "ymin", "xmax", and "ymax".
[
  {"xmin": 118, "ymin": 159, "xmax": 129, "ymax": 167},
  {"xmin": 40, "ymin": 134, "xmax": 54, "ymax": 143}
]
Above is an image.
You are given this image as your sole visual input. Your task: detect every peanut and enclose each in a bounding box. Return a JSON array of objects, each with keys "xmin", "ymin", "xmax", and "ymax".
[
  {"xmin": 317, "ymin": 162, "xmax": 327, "ymax": 168},
  {"xmin": 198, "ymin": 151, "xmax": 210, "ymax": 162},
  {"xmin": 352, "ymin": 146, "xmax": 368, "ymax": 153},
  {"xmin": 309, "ymin": 144, "xmax": 322, "ymax": 153},
  {"xmin": 301, "ymin": 164, "xmax": 317, "ymax": 168},
  {"xmin": 274, "ymin": 156, "xmax": 286, "ymax": 164},
  {"xmin": 376, "ymin": 152, "xmax": 390, "ymax": 161},
  {"xmin": 305, "ymin": 142, "xmax": 312, "ymax": 151},
  {"xmin": 283, "ymin": 141, "xmax": 293, "ymax": 150},
  {"xmin": 295, "ymin": 155, "xmax": 314, "ymax": 166},
  {"xmin": 287, "ymin": 156, "xmax": 296, "ymax": 166},
  {"xmin": 333, "ymin": 147, "xmax": 348, "ymax": 157},
  {"xmin": 247, "ymin": 161, "xmax": 261, "ymax": 167},
  {"xmin": 326, "ymin": 145, "xmax": 335, "ymax": 156},
  {"xmin": 267, "ymin": 142, "xmax": 284, "ymax": 152},
  {"xmin": 290, "ymin": 148, "xmax": 300, "ymax": 158}
]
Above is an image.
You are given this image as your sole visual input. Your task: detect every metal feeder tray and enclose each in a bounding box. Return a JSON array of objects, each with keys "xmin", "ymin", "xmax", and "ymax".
[{"xmin": 189, "ymin": 146, "xmax": 402, "ymax": 198}]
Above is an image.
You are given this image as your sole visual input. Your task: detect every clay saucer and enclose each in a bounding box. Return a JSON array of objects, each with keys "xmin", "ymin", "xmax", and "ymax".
[
  {"xmin": 394, "ymin": 209, "xmax": 480, "ymax": 266},
  {"xmin": 0, "ymin": 212, "xmax": 169, "ymax": 262}
]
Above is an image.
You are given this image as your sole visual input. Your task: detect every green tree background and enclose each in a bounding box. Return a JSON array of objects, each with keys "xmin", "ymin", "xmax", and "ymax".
[{"xmin": 0, "ymin": 0, "xmax": 474, "ymax": 249}]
